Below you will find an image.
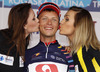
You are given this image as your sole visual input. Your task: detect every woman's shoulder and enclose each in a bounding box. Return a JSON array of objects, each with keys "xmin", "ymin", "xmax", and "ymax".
[
  {"xmin": 0, "ymin": 29, "xmax": 11, "ymax": 50},
  {"xmin": 88, "ymin": 46, "xmax": 100, "ymax": 55},
  {"xmin": 88, "ymin": 46, "xmax": 100, "ymax": 66},
  {"xmin": 0, "ymin": 29, "xmax": 11, "ymax": 41},
  {"xmin": 0, "ymin": 29, "xmax": 6, "ymax": 41}
]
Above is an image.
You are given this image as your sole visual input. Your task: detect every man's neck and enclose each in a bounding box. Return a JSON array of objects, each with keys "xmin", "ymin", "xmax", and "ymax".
[{"xmin": 40, "ymin": 35, "xmax": 56, "ymax": 43}]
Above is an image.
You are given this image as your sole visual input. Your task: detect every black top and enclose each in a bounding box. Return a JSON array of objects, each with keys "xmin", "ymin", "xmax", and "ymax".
[
  {"xmin": 73, "ymin": 46, "xmax": 100, "ymax": 72},
  {"xmin": 0, "ymin": 29, "xmax": 24, "ymax": 72}
]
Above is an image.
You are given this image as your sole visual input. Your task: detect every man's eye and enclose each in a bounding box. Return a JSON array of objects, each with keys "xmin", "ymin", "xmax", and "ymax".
[
  {"xmin": 42, "ymin": 18, "xmax": 47, "ymax": 20},
  {"xmin": 52, "ymin": 19, "xmax": 57, "ymax": 21}
]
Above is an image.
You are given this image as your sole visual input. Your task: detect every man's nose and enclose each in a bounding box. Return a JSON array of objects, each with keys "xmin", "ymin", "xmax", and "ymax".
[{"xmin": 48, "ymin": 19, "xmax": 52, "ymax": 25}]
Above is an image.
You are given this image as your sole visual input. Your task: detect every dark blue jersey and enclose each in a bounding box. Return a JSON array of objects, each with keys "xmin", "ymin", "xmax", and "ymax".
[{"xmin": 24, "ymin": 40, "xmax": 75, "ymax": 72}]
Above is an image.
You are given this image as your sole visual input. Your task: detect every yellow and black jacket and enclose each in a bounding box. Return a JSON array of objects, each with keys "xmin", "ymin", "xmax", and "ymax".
[{"xmin": 73, "ymin": 46, "xmax": 100, "ymax": 72}]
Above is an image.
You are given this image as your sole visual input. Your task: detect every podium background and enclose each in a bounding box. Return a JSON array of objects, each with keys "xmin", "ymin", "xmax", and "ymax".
[{"xmin": 0, "ymin": 0, "xmax": 100, "ymax": 48}]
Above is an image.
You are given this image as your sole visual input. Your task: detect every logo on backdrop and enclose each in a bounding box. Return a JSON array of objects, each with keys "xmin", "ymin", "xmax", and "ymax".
[{"xmin": 0, "ymin": 0, "xmax": 100, "ymax": 11}]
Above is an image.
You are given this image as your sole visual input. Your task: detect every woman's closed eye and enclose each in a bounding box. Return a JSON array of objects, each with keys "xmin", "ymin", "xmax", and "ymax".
[
  {"xmin": 65, "ymin": 18, "xmax": 69, "ymax": 21},
  {"xmin": 33, "ymin": 18, "xmax": 35, "ymax": 20}
]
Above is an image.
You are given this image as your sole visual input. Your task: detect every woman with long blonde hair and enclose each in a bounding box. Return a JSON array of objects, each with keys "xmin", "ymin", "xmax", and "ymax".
[{"xmin": 60, "ymin": 6, "xmax": 100, "ymax": 72}]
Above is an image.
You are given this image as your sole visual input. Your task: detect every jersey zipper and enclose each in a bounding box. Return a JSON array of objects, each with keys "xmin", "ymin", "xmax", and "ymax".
[{"xmin": 43, "ymin": 43, "xmax": 50, "ymax": 59}]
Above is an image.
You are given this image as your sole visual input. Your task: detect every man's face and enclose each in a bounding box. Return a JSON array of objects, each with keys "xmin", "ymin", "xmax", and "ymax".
[{"xmin": 39, "ymin": 11, "xmax": 59, "ymax": 37}]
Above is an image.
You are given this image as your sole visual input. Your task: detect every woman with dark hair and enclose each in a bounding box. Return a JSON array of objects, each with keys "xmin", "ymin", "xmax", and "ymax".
[
  {"xmin": 60, "ymin": 6, "xmax": 100, "ymax": 72},
  {"xmin": 0, "ymin": 3, "xmax": 39, "ymax": 72}
]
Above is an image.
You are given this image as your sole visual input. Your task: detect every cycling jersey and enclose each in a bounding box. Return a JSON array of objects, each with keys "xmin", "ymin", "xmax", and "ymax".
[{"xmin": 24, "ymin": 40, "xmax": 75, "ymax": 72}]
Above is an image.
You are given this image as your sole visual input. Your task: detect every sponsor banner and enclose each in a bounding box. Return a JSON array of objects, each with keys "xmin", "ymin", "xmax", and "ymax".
[
  {"xmin": 28, "ymin": 62, "xmax": 68, "ymax": 72},
  {"xmin": 2, "ymin": 0, "xmax": 100, "ymax": 11},
  {"xmin": 0, "ymin": 0, "xmax": 2, "ymax": 7}
]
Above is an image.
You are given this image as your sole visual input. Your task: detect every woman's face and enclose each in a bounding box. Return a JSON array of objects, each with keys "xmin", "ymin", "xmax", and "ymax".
[
  {"xmin": 24, "ymin": 8, "xmax": 39, "ymax": 36},
  {"xmin": 59, "ymin": 10, "xmax": 76, "ymax": 39}
]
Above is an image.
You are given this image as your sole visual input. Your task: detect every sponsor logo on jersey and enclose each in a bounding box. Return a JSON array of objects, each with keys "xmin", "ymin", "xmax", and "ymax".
[
  {"xmin": 28, "ymin": 62, "xmax": 68, "ymax": 72},
  {"xmin": 36, "ymin": 64, "xmax": 58, "ymax": 72}
]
